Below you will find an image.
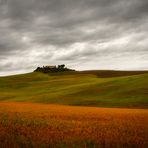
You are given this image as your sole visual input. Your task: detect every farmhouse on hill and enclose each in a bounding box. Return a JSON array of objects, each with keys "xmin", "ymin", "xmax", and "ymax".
[
  {"xmin": 34, "ymin": 64, "xmax": 75, "ymax": 73},
  {"xmin": 43, "ymin": 65, "xmax": 56, "ymax": 69}
]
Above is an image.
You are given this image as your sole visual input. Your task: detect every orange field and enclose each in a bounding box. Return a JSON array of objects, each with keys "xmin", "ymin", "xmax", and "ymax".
[{"xmin": 0, "ymin": 102, "xmax": 148, "ymax": 148}]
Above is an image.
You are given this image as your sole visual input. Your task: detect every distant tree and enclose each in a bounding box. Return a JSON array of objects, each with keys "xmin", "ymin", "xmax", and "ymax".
[
  {"xmin": 61, "ymin": 64, "xmax": 65, "ymax": 69},
  {"xmin": 34, "ymin": 67, "xmax": 41, "ymax": 72},
  {"xmin": 58, "ymin": 64, "xmax": 65, "ymax": 69}
]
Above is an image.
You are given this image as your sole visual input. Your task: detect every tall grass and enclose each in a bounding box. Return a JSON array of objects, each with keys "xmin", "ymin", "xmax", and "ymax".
[{"xmin": 0, "ymin": 102, "xmax": 147, "ymax": 147}]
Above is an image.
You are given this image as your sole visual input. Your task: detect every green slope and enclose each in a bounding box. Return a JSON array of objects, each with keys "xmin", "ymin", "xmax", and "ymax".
[{"xmin": 0, "ymin": 71, "xmax": 148, "ymax": 108}]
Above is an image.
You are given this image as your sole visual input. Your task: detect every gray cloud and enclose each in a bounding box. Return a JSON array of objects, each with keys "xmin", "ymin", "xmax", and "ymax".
[{"xmin": 0, "ymin": 0, "xmax": 148, "ymax": 75}]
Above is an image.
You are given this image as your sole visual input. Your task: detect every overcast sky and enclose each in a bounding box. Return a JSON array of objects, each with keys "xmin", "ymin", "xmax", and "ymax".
[{"xmin": 0, "ymin": 0, "xmax": 148, "ymax": 75}]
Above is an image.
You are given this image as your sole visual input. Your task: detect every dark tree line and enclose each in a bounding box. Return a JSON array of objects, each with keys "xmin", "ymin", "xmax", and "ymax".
[{"xmin": 34, "ymin": 64, "xmax": 75, "ymax": 73}]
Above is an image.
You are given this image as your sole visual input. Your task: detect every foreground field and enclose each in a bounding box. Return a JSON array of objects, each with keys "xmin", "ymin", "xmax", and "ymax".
[
  {"xmin": 0, "ymin": 71, "xmax": 148, "ymax": 108},
  {"xmin": 0, "ymin": 102, "xmax": 147, "ymax": 148}
]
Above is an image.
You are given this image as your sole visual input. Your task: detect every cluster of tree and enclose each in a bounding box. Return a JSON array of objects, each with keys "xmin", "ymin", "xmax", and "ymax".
[{"xmin": 34, "ymin": 64, "xmax": 75, "ymax": 73}]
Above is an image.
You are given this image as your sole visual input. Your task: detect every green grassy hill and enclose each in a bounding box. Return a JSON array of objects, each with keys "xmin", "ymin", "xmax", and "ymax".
[{"xmin": 0, "ymin": 71, "xmax": 148, "ymax": 108}]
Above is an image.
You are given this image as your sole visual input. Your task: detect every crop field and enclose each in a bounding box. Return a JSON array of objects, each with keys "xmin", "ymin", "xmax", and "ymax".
[
  {"xmin": 0, "ymin": 71, "xmax": 148, "ymax": 147},
  {"xmin": 0, "ymin": 102, "xmax": 147, "ymax": 148}
]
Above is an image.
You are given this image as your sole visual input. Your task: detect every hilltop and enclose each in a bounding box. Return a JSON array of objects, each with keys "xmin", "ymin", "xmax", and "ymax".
[{"xmin": 34, "ymin": 64, "xmax": 75, "ymax": 73}]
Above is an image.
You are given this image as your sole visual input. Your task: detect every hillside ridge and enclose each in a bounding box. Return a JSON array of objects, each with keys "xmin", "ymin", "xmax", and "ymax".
[{"xmin": 0, "ymin": 70, "xmax": 148, "ymax": 108}]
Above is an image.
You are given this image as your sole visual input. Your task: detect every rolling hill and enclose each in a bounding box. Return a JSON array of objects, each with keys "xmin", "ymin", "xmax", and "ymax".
[
  {"xmin": 0, "ymin": 70, "xmax": 148, "ymax": 108},
  {"xmin": 0, "ymin": 70, "xmax": 148, "ymax": 147}
]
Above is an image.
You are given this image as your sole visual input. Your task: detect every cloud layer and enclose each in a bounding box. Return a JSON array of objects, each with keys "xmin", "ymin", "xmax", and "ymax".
[{"xmin": 0, "ymin": 0, "xmax": 148, "ymax": 75}]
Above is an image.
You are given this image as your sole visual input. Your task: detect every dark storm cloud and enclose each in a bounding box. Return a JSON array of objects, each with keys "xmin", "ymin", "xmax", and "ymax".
[{"xmin": 0, "ymin": 0, "xmax": 148, "ymax": 75}]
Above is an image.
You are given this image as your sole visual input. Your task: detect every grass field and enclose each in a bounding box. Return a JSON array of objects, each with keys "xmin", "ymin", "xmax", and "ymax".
[
  {"xmin": 0, "ymin": 70, "xmax": 148, "ymax": 108},
  {"xmin": 0, "ymin": 71, "xmax": 148, "ymax": 147},
  {"xmin": 0, "ymin": 102, "xmax": 147, "ymax": 148}
]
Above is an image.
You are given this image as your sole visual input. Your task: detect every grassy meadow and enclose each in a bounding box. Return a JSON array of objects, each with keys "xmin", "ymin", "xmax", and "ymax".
[
  {"xmin": 0, "ymin": 70, "xmax": 148, "ymax": 108},
  {"xmin": 0, "ymin": 70, "xmax": 148, "ymax": 147}
]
